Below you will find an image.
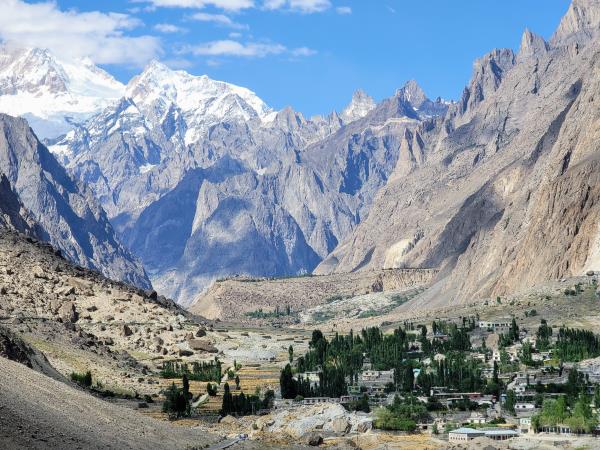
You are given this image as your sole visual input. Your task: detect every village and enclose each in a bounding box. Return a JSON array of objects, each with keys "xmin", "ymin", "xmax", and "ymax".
[{"xmin": 265, "ymin": 301, "xmax": 600, "ymax": 445}]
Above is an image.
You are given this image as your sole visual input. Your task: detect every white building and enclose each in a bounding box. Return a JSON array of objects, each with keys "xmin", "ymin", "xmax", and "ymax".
[
  {"xmin": 448, "ymin": 428, "xmax": 484, "ymax": 442},
  {"xmin": 515, "ymin": 402, "xmax": 536, "ymax": 411},
  {"xmin": 478, "ymin": 319, "xmax": 511, "ymax": 331}
]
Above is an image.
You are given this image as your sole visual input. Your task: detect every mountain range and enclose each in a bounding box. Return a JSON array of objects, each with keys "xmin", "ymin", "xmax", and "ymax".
[
  {"xmin": 1, "ymin": 0, "xmax": 599, "ymax": 313},
  {"xmin": 4, "ymin": 49, "xmax": 446, "ymax": 305}
]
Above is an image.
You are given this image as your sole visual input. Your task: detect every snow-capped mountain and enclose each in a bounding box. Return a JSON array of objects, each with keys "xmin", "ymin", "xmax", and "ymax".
[
  {"xmin": 0, "ymin": 44, "xmax": 124, "ymax": 138},
  {"xmin": 341, "ymin": 89, "xmax": 376, "ymax": 123},
  {"xmin": 126, "ymin": 60, "xmax": 271, "ymax": 145}
]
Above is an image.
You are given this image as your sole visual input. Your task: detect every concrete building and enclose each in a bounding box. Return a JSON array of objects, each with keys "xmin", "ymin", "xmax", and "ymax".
[
  {"xmin": 449, "ymin": 427, "xmax": 519, "ymax": 443},
  {"xmin": 448, "ymin": 428, "xmax": 484, "ymax": 442},
  {"xmin": 478, "ymin": 319, "xmax": 511, "ymax": 331},
  {"xmin": 484, "ymin": 428, "xmax": 519, "ymax": 441},
  {"xmin": 515, "ymin": 402, "xmax": 536, "ymax": 411}
]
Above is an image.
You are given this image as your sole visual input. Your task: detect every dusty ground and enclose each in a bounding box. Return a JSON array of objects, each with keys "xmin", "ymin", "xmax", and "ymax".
[{"xmin": 0, "ymin": 355, "xmax": 219, "ymax": 450}]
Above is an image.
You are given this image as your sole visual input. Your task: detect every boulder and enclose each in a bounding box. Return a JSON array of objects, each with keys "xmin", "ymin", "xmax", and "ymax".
[
  {"xmin": 179, "ymin": 349, "xmax": 194, "ymax": 357},
  {"xmin": 32, "ymin": 266, "xmax": 47, "ymax": 279},
  {"xmin": 55, "ymin": 285, "xmax": 75, "ymax": 296},
  {"xmin": 331, "ymin": 417, "xmax": 350, "ymax": 434},
  {"xmin": 220, "ymin": 415, "xmax": 237, "ymax": 425},
  {"xmin": 121, "ymin": 324, "xmax": 133, "ymax": 337},
  {"xmin": 58, "ymin": 302, "xmax": 78, "ymax": 323},
  {"xmin": 356, "ymin": 420, "xmax": 372, "ymax": 433},
  {"xmin": 188, "ymin": 339, "xmax": 218, "ymax": 353},
  {"xmin": 195, "ymin": 327, "xmax": 207, "ymax": 338},
  {"xmin": 303, "ymin": 433, "xmax": 323, "ymax": 446}
]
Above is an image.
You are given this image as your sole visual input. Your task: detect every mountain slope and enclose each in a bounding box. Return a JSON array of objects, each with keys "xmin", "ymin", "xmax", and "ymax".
[
  {"xmin": 317, "ymin": 0, "xmax": 600, "ymax": 307},
  {"xmin": 0, "ymin": 113, "xmax": 150, "ymax": 289},
  {"xmin": 0, "ymin": 45, "xmax": 124, "ymax": 139}
]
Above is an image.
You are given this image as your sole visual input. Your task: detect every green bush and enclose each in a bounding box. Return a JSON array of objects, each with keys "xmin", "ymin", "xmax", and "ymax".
[{"xmin": 71, "ymin": 370, "xmax": 92, "ymax": 387}]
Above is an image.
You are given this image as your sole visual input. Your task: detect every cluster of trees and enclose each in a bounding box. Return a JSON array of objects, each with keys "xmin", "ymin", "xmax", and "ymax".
[
  {"xmin": 162, "ymin": 374, "xmax": 191, "ymax": 418},
  {"xmin": 280, "ymin": 363, "xmax": 348, "ymax": 399},
  {"xmin": 554, "ymin": 327, "xmax": 600, "ymax": 362},
  {"xmin": 160, "ymin": 358, "xmax": 222, "ymax": 382},
  {"xmin": 283, "ymin": 322, "xmax": 484, "ymax": 400},
  {"xmin": 498, "ymin": 319, "xmax": 520, "ymax": 348},
  {"xmin": 416, "ymin": 352, "xmax": 485, "ymax": 393},
  {"xmin": 245, "ymin": 305, "xmax": 294, "ymax": 319},
  {"xmin": 373, "ymin": 395, "xmax": 429, "ymax": 432},
  {"xmin": 418, "ymin": 321, "xmax": 473, "ymax": 355},
  {"xmin": 220, "ymin": 383, "xmax": 274, "ymax": 416},
  {"xmin": 532, "ymin": 395, "xmax": 597, "ymax": 433},
  {"xmin": 536, "ymin": 319, "xmax": 553, "ymax": 351}
]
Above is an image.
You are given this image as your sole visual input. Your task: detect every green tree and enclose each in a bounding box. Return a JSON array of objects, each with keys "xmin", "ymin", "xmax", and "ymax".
[
  {"xmin": 288, "ymin": 345, "xmax": 294, "ymax": 363},
  {"xmin": 504, "ymin": 390, "xmax": 516, "ymax": 415},
  {"xmin": 221, "ymin": 382, "xmax": 233, "ymax": 416},
  {"xmin": 182, "ymin": 374, "xmax": 191, "ymax": 416},
  {"xmin": 162, "ymin": 382, "xmax": 188, "ymax": 418},
  {"xmin": 279, "ymin": 364, "xmax": 297, "ymax": 399}
]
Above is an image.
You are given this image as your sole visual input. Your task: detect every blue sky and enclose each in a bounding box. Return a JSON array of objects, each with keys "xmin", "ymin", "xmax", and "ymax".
[{"xmin": 2, "ymin": 0, "xmax": 572, "ymax": 116}]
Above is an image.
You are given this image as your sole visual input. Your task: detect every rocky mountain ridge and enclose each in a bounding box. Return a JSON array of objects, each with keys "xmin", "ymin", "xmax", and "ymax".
[
  {"xmin": 317, "ymin": 0, "xmax": 600, "ymax": 309},
  {"xmin": 0, "ymin": 113, "xmax": 150, "ymax": 289}
]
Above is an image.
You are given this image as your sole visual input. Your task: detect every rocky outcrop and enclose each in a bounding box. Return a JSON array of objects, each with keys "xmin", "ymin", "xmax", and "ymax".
[
  {"xmin": 0, "ymin": 173, "xmax": 37, "ymax": 234},
  {"xmin": 552, "ymin": 0, "xmax": 600, "ymax": 46},
  {"xmin": 0, "ymin": 114, "xmax": 150, "ymax": 289}
]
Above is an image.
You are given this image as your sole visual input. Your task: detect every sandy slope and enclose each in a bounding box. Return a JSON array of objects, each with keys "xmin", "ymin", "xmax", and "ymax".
[{"xmin": 0, "ymin": 356, "xmax": 219, "ymax": 450}]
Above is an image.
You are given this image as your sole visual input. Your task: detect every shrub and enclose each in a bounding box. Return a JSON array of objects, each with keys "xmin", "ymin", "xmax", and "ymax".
[{"xmin": 71, "ymin": 370, "xmax": 92, "ymax": 387}]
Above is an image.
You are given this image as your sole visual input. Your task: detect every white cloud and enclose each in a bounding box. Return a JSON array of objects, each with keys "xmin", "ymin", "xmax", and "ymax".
[
  {"xmin": 0, "ymin": 0, "xmax": 160, "ymax": 66},
  {"xmin": 142, "ymin": 0, "xmax": 254, "ymax": 10},
  {"xmin": 154, "ymin": 23, "xmax": 186, "ymax": 33},
  {"xmin": 186, "ymin": 40, "xmax": 285, "ymax": 57},
  {"xmin": 229, "ymin": 32, "xmax": 243, "ymax": 38},
  {"xmin": 263, "ymin": 0, "xmax": 331, "ymax": 13},
  {"xmin": 191, "ymin": 12, "xmax": 248, "ymax": 30},
  {"xmin": 336, "ymin": 6, "xmax": 351, "ymax": 15},
  {"xmin": 184, "ymin": 39, "xmax": 316, "ymax": 58},
  {"xmin": 291, "ymin": 47, "xmax": 317, "ymax": 57}
]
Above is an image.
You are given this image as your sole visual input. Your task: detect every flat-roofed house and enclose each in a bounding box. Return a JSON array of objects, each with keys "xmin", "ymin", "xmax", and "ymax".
[{"xmin": 448, "ymin": 428, "xmax": 485, "ymax": 442}]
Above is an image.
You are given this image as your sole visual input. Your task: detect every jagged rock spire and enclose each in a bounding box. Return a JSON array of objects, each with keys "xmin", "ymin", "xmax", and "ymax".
[
  {"xmin": 519, "ymin": 28, "xmax": 549, "ymax": 59},
  {"xmin": 341, "ymin": 89, "xmax": 376, "ymax": 123},
  {"xmin": 552, "ymin": 0, "xmax": 600, "ymax": 45}
]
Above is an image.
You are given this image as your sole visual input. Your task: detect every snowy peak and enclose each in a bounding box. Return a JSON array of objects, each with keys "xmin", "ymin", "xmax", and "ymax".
[
  {"xmin": 0, "ymin": 47, "xmax": 68, "ymax": 95},
  {"xmin": 396, "ymin": 80, "xmax": 427, "ymax": 107},
  {"xmin": 395, "ymin": 80, "xmax": 449, "ymax": 119},
  {"xmin": 0, "ymin": 44, "xmax": 124, "ymax": 138},
  {"xmin": 126, "ymin": 60, "xmax": 271, "ymax": 144},
  {"xmin": 341, "ymin": 89, "xmax": 376, "ymax": 123},
  {"xmin": 127, "ymin": 59, "xmax": 270, "ymax": 119}
]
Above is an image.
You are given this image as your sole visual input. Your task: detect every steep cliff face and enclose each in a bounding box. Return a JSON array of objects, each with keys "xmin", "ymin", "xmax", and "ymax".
[
  {"xmin": 317, "ymin": 0, "xmax": 600, "ymax": 304},
  {"xmin": 0, "ymin": 114, "xmax": 151, "ymax": 289},
  {"xmin": 0, "ymin": 174, "xmax": 37, "ymax": 234}
]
